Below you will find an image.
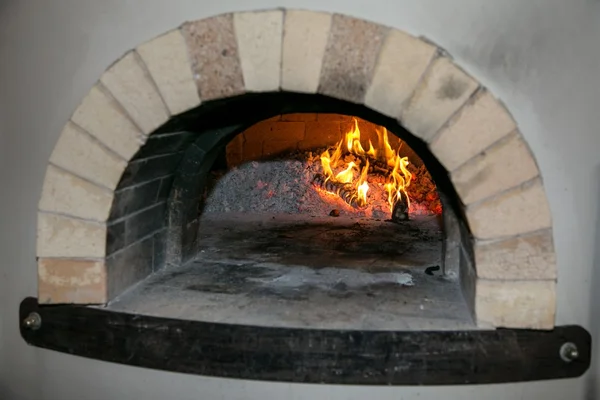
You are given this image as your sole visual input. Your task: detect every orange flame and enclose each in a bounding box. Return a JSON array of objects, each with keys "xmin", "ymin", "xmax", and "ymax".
[{"xmin": 319, "ymin": 118, "xmax": 412, "ymax": 213}]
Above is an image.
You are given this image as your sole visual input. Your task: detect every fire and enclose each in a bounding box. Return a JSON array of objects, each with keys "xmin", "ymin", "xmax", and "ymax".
[{"xmin": 319, "ymin": 118, "xmax": 412, "ymax": 213}]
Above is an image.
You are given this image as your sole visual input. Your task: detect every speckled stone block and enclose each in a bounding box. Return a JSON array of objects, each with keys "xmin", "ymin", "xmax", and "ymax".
[
  {"xmin": 365, "ymin": 30, "xmax": 437, "ymax": 117},
  {"xmin": 475, "ymin": 230, "xmax": 557, "ymax": 280},
  {"xmin": 71, "ymin": 84, "xmax": 146, "ymax": 160},
  {"xmin": 182, "ymin": 14, "xmax": 245, "ymax": 100},
  {"xmin": 466, "ymin": 179, "xmax": 552, "ymax": 240},
  {"xmin": 430, "ymin": 90, "xmax": 516, "ymax": 171},
  {"xmin": 318, "ymin": 14, "xmax": 388, "ymax": 103},
  {"xmin": 401, "ymin": 57, "xmax": 479, "ymax": 142},
  {"xmin": 37, "ymin": 213, "xmax": 107, "ymax": 258},
  {"xmin": 281, "ymin": 10, "xmax": 332, "ymax": 93},
  {"xmin": 234, "ymin": 10, "xmax": 283, "ymax": 92},
  {"xmin": 38, "ymin": 259, "xmax": 107, "ymax": 304},
  {"xmin": 136, "ymin": 29, "xmax": 201, "ymax": 115},
  {"xmin": 39, "ymin": 165, "xmax": 113, "ymax": 222},
  {"xmin": 475, "ymin": 279, "xmax": 556, "ymax": 329},
  {"xmin": 50, "ymin": 122, "xmax": 127, "ymax": 190},
  {"xmin": 451, "ymin": 132, "xmax": 539, "ymax": 205}
]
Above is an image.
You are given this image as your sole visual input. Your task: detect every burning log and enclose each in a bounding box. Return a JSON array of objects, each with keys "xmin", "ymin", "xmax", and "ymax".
[
  {"xmin": 313, "ymin": 174, "xmax": 367, "ymax": 209},
  {"xmin": 391, "ymin": 190, "xmax": 410, "ymax": 223}
]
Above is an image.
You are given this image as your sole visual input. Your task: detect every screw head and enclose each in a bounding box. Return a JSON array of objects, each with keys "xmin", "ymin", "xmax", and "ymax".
[
  {"xmin": 22, "ymin": 312, "xmax": 42, "ymax": 331},
  {"xmin": 560, "ymin": 342, "xmax": 579, "ymax": 363}
]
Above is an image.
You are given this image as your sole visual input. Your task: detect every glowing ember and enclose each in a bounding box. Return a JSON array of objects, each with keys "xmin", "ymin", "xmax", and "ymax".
[{"xmin": 318, "ymin": 118, "xmax": 413, "ymax": 213}]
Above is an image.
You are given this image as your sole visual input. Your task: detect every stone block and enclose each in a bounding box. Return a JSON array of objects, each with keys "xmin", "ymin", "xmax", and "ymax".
[
  {"xmin": 466, "ymin": 179, "xmax": 552, "ymax": 240},
  {"xmin": 365, "ymin": 30, "xmax": 437, "ymax": 117},
  {"xmin": 38, "ymin": 259, "xmax": 107, "ymax": 304},
  {"xmin": 475, "ymin": 279, "xmax": 556, "ymax": 329},
  {"xmin": 100, "ymin": 51, "xmax": 169, "ymax": 134},
  {"xmin": 318, "ymin": 14, "xmax": 388, "ymax": 103},
  {"xmin": 71, "ymin": 85, "xmax": 145, "ymax": 160},
  {"xmin": 133, "ymin": 131, "xmax": 196, "ymax": 160},
  {"xmin": 281, "ymin": 10, "xmax": 332, "ymax": 93},
  {"xmin": 451, "ymin": 133, "xmax": 539, "ymax": 205},
  {"xmin": 50, "ymin": 122, "xmax": 127, "ymax": 190},
  {"xmin": 136, "ymin": 29, "xmax": 201, "ymax": 115},
  {"xmin": 401, "ymin": 57, "xmax": 478, "ymax": 142},
  {"xmin": 234, "ymin": 10, "xmax": 283, "ymax": 91},
  {"xmin": 475, "ymin": 230, "xmax": 557, "ymax": 280},
  {"xmin": 39, "ymin": 165, "xmax": 113, "ymax": 221},
  {"xmin": 37, "ymin": 213, "xmax": 106, "ymax": 258},
  {"xmin": 430, "ymin": 90, "xmax": 516, "ymax": 171},
  {"xmin": 182, "ymin": 14, "xmax": 245, "ymax": 100}
]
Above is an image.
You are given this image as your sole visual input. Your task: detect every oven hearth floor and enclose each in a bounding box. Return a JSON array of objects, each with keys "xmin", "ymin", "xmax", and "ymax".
[{"xmin": 108, "ymin": 213, "xmax": 476, "ymax": 331}]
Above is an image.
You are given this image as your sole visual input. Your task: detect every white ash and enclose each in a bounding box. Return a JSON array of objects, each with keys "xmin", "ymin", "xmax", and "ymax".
[{"xmin": 204, "ymin": 158, "xmax": 392, "ymax": 219}]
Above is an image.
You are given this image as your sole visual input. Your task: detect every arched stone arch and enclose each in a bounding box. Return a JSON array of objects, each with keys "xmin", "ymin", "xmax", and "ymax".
[{"xmin": 36, "ymin": 9, "xmax": 556, "ymax": 329}]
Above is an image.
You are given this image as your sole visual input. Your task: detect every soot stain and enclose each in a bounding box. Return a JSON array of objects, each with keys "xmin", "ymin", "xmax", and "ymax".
[{"xmin": 436, "ymin": 76, "xmax": 468, "ymax": 100}]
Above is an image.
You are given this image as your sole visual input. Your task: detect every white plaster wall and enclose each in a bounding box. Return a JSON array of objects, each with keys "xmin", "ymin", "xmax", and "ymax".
[{"xmin": 0, "ymin": 0, "xmax": 599, "ymax": 399}]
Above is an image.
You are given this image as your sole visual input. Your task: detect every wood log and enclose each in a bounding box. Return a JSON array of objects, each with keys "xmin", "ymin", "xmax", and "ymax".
[{"xmin": 313, "ymin": 174, "xmax": 367, "ymax": 209}]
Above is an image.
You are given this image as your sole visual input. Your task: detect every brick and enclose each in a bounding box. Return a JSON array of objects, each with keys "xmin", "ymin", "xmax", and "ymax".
[
  {"xmin": 281, "ymin": 113, "xmax": 317, "ymax": 121},
  {"xmin": 234, "ymin": 10, "xmax": 283, "ymax": 91},
  {"xmin": 110, "ymin": 179, "xmax": 162, "ymax": 220},
  {"xmin": 100, "ymin": 51, "xmax": 169, "ymax": 134},
  {"xmin": 153, "ymin": 229, "xmax": 168, "ymax": 271},
  {"xmin": 243, "ymin": 121, "xmax": 305, "ymax": 142},
  {"xmin": 281, "ymin": 10, "xmax": 332, "ymax": 93},
  {"xmin": 318, "ymin": 15, "xmax": 388, "ymax": 103},
  {"xmin": 475, "ymin": 230, "xmax": 557, "ymax": 280},
  {"xmin": 106, "ymin": 236, "xmax": 154, "ymax": 300},
  {"xmin": 365, "ymin": 30, "xmax": 437, "ymax": 117},
  {"xmin": 182, "ymin": 14, "xmax": 245, "ymax": 100},
  {"xmin": 263, "ymin": 140, "xmax": 297, "ymax": 156},
  {"xmin": 317, "ymin": 113, "xmax": 352, "ymax": 122},
  {"xmin": 299, "ymin": 121, "xmax": 341, "ymax": 150},
  {"xmin": 430, "ymin": 90, "xmax": 517, "ymax": 171},
  {"xmin": 39, "ymin": 165, "xmax": 113, "ymax": 221},
  {"xmin": 133, "ymin": 131, "xmax": 196, "ymax": 160},
  {"xmin": 50, "ymin": 122, "xmax": 127, "ymax": 190},
  {"xmin": 38, "ymin": 259, "xmax": 107, "ymax": 304},
  {"xmin": 401, "ymin": 57, "xmax": 479, "ymax": 142},
  {"xmin": 243, "ymin": 141, "xmax": 263, "ymax": 160},
  {"xmin": 117, "ymin": 153, "xmax": 183, "ymax": 189},
  {"xmin": 37, "ymin": 213, "xmax": 106, "ymax": 258},
  {"xmin": 136, "ymin": 29, "xmax": 201, "ymax": 115},
  {"xmin": 451, "ymin": 133, "xmax": 539, "ymax": 205},
  {"xmin": 71, "ymin": 84, "xmax": 145, "ymax": 160},
  {"xmin": 466, "ymin": 179, "xmax": 552, "ymax": 240},
  {"xmin": 475, "ymin": 279, "xmax": 555, "ymax": 329}
]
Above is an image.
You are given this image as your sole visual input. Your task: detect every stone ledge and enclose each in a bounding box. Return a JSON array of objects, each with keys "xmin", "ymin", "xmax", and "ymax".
[{"xmin": 136, "ymin": 29, "xmax": 201, "ymax": 115}]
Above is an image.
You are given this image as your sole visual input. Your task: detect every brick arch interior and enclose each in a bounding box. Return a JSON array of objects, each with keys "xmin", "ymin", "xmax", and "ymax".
[{"xmin": 36, "ymin": 9, "xmax": 556, "ymax": 329}]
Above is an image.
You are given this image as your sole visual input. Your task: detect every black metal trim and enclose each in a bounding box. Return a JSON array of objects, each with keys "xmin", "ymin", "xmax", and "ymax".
[{"xmin": 19, "ymin": 297, "xmax": 591, "ymax": 385}]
